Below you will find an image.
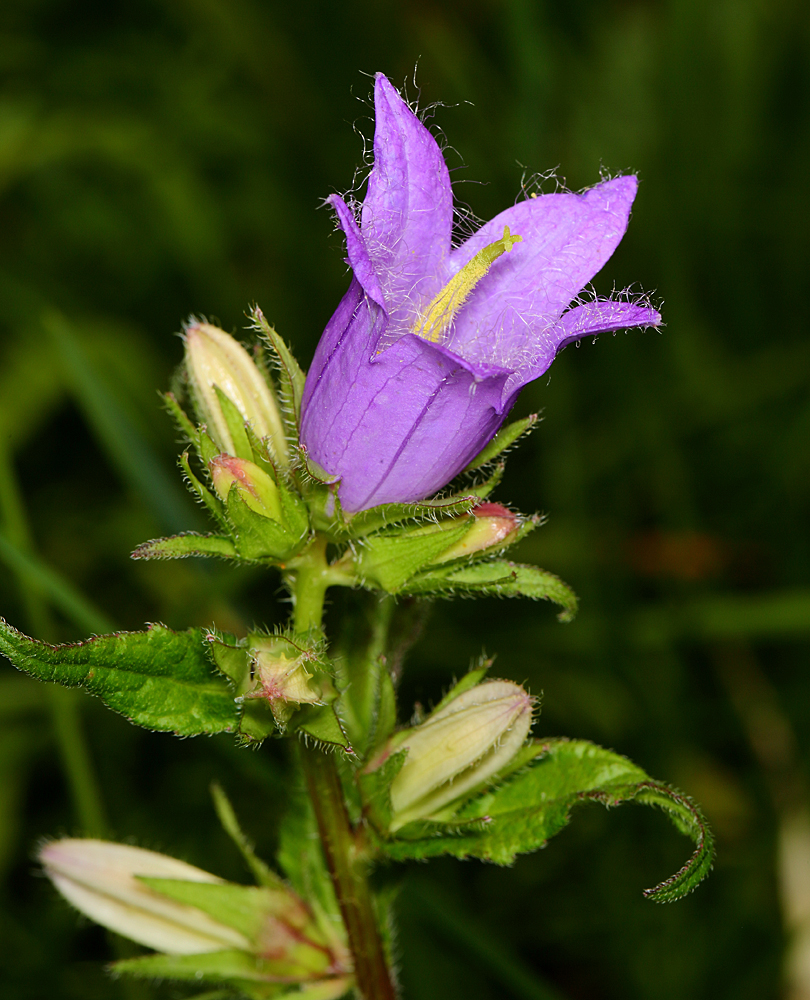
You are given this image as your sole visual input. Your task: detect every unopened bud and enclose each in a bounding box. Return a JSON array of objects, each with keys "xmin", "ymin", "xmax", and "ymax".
[
  {"xmin": 247, "ymin": 635, "xmax": 327, "ymax": 727},
  {"xmin": 209, "ymin": 455, "xmax": 282, "ymax": 520},
  {"xmin": 39, "ymin": 839, "xmax": 250, "ymax": 954},
  {"xmin": 384, "ymin": 679, "xmax": 533, "ymax": 831},
  {"xmin": 39, "ymin": 839, "xmax": 352, "ymax": 989},
  {"xmin": 436, "ymin": 503, "xmax": 520, "ymax": 563},
  {"xmin": 184, "ymin": 321, "xmax": 287, "ymax": 465}
]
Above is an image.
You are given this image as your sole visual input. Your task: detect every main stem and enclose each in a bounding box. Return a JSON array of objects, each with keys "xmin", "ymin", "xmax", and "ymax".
[{"xmin": 291, "ymin": 537, "xmax": 397, "ymax": 1000}]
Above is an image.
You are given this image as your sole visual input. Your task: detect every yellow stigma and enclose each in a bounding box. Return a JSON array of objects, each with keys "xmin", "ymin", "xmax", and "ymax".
[{"xmin": 413, "ymin": 226, "xmax": 522, "ymax": 344}]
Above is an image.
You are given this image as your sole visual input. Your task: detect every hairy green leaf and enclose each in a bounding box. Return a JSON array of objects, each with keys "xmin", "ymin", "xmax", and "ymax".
[
  {"xmin": 378, "ymin": 739, "xmax": 713, "ymax": 902},
  {"xmin": 0, "ymin": 620, "xmax": 236, "ymax": 735},
  {"xmin": 404, "ymin": 559, "xmax": 578, "ymax": 621}
]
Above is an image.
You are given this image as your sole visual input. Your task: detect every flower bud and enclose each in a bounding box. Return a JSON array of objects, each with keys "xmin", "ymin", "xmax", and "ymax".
[
  {"xmin": 183, "ymin": 320, "xmax": 287, "ymax": 465},
  {"xmin": 384, "ymin": 679, "xmax": 533, "ymax": 831},
  {"xmin": 209, "ymin": 455, "xmax": 282, "ymax": 520},
  {"xmin": 39, "ymin": 839, "xmax": 250, "ymax": 954},
  {"xmin": 247, "ymin": 635, "xmax": 327, "ymax": 727},
  {"xmin": 435, "ymin": 503, "xmax": 520, "ymax": 563},
  {"xmin": 39, "ymin": 839, "xmax": 352, "ymax": 989}
]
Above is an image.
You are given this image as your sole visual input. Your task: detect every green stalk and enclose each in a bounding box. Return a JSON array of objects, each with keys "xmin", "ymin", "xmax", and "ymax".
[{"xmin": 291, "ymin": 538, "xmax": 397, "ymax": 1000}]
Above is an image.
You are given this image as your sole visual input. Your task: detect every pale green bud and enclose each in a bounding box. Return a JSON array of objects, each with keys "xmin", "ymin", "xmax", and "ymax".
[
  {"xmin": 386, "ymin": 679, "xmax": 533, "ymax": 831},
  {"xmin": 183, "ymin": 320, "xmax": 288, "ymax": 465},
  {"xmin": 209, "ymin": 454, "xmax": 282, "ymax": 520},
  {"xmin": 38, "ymin": 839, "xmax": 250, "ymax": 954}
]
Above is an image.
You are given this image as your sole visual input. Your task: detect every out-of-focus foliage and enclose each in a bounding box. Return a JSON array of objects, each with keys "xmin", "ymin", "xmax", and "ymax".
[{"xmin": 0, "ymin": 1, "xmax": 808, "ymax": 998}]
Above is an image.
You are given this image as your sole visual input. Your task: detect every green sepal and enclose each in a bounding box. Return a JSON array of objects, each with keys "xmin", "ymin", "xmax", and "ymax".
[
  {"xmin": 196, "ymin": 427, "xmax": 223, "ymax": 467},
  {"xmin": 457, "ymin": 461, "xmax": 505, "ymax": 499},
  {"xmin": 251, "ymin": 306, "xmax": 306, "ymax": 431},
  {"xmin": 207, "ymin": 633, "xmax": 252, "ymax": 692},
  {"xmin": 162, "ymin": 391, "xmax": 199, "ymax": 444},
  {"xmin": 0, "ymin": 620, "xmax": 237, "ymax": 735},
  {"xmin": 376, "ymin": 738, "xmax": 714, "ymax": 902},
  {"xmin": 357, "ymin": 750, "xmax": 407, "ymax": 832},
  {"xmin": 131, "ymin": 532, "xmax": 238, "ymax": 561},
  {"xmin": 179, "ymin": 451, "xmax": 228, "ymax": 525},
  {"xmin": 238, "ymin": 701, "xmax": 278, "ymax": 744},
  {"xmin": 293, "ymin": 703, "xmax": 352, "ymax": 751},
  {"xmin": 464, "ymin": 414, "xmax": 539, "ymax": 471},
  {"xmin": 356, "ymin": 519, "xmax": 473, "ymax": 593},
  {"xmin": 211, "ymin": 782, "xmax": 287, "ymax": 890},
  {"xmin": 112, "ymin": 949, "xmax": 280, "ymax": 985},
  {"xmin": 332, "ymin": 597, "xmax": 398, "ymax": 759},
  {"xmin": 136, "ymin": 878, "xmax": 276, "ymax": 941},
  {"xmin": 340, "ymin": 494, "xmax": 478, "ymax": 540},
  {"xmin": 430, "ymin": 663, "xmax": 490, "ymax": 715},
  {"xmin": 214, "ymin": 385, "xmax": 253, "ymax": 460},
  {"xmin": 403, "ymin": 559, "xmax": 579, "ymax": 622},
  {"xmin": 225, "ymin": 482, "xmax": 310, "ymax": 562}
]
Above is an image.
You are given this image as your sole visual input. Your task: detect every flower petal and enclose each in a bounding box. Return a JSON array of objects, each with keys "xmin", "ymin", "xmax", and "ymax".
[
  {"xmin": 503, "ymin": 298, "xmax": 662, "ymax": 395},
  {"xmin": 301, "ymin": 290, "xmax": 512, "ymax": 512},
  {"xmin": 448, "ymin": 176, "xmax": 640, "ymax": 368},
  {"xmin": 361, "ymin": 74, "xmax": 453, "ymax": 323},
  {"xmin": 328, "ymin": 194, "xmax": 386, "ymax": 308}
]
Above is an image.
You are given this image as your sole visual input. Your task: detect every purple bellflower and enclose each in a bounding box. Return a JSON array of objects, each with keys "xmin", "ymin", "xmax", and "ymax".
[{"xmin": 300, "ymin": 74, "xmax": 660, "ymax": 513}]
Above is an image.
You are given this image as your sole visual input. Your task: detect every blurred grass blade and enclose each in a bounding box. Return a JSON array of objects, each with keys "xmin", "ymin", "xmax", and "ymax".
[
  {"xmin": 43, "ymin": 309, "xmax": 196, "ymax": 533},
  {"xmin": 408, "ymin": 879, "xmax": 566, "ymax": 1000},
  {"xmin": 0, "ymin": 531, "xmax": 114, "ymax": 634}
]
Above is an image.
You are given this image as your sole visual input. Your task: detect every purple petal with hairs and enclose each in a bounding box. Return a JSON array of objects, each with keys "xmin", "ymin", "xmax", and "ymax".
[{"xmin": 301, "ymin": 75, "xmax": 661, "ymax": 512}]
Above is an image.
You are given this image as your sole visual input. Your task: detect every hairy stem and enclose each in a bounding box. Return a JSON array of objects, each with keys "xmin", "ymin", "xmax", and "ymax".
[
  {"xmin": 291, "ymin": 539, "xmax": 397, "ymax": 1000},
  {"xmin": 300, "ymin": 745, "xmax": 396, "ymax": 1000}
]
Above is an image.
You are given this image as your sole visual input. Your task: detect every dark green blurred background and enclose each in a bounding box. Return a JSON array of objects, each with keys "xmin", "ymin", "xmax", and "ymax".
[{"xmin": 1, "ymin": 0, "xmax": 809, "ymax": 997}]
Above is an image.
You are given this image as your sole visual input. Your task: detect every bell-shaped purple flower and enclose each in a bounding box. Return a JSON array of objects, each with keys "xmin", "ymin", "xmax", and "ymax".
[{"xmin": 301, "ymin": 74, "xmax": 660, "ymax": 513}]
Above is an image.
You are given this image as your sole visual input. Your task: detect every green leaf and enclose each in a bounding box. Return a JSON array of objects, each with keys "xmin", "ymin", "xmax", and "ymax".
[
  {"xmin": 404, "ymin": 559, "xmax": 579, "ymax": 622},
  {"xmin": 464, "ymin": 414, "xmax": 539, "ymax": 471},
  {"xmin": 378, "ymin": 739, "xmax": 714, "ymax": 902},
  {"xmin": 0, "ymin": 620, "xmax": 237, "ymax": 735},
  {"xmin": 356, "ymin": 520, "xmax": 473, "ymax": 593},
  {"xmin": 131, "ymin": 532, "xmax": 238, "ymax": 561}
]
